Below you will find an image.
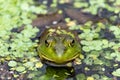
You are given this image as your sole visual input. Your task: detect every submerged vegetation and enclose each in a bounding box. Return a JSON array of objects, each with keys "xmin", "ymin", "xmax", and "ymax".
[{"xmin": 0, "ymin": 0, "xmax": 120, "ymax": 80}]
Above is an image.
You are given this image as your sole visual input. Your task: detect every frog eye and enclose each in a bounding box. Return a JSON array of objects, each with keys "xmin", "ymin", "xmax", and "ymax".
[
  {"xmin": 45, "ymin": 40, "xmax": 49, "ymax": 47},
  {"xmin": 69, "ymin": 39, "xmax": 75, "ymax": 47},
  {"xmin": 45, "ymin": 37, "xmax": 54, "ymax": 47},
  {"xmin": 66, "ymin": 37, "xmax": 75, "ymax": 47}
]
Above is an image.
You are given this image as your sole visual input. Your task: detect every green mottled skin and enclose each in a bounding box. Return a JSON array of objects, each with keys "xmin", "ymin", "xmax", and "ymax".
[{"xmin": 37, "ymin": 26, "xmax": 81, "ymax": 65}]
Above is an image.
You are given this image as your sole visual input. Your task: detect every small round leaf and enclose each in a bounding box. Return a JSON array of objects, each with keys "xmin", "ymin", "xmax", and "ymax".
[
  {"xmin": 8, "ymin": 61, "xmax": 17, "ymax": 67},
  {"xmin": 16, "ymin": 66, "xmax": 25, "ymax": 72}
]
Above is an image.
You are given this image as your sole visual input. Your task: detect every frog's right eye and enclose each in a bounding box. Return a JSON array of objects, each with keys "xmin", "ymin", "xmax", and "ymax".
[
  {"xmin": 45, "ymin": 36, "xmax": 54, "ymax": 47},
  {"xmin": 45, "ymin": 40, "xmax": 49, "ymax": 47}
]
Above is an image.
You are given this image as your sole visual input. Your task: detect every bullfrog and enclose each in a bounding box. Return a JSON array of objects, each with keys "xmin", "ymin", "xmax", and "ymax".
[{"xmin": 37, "ymin": 26, "xmax": 82, "ymax": 67}]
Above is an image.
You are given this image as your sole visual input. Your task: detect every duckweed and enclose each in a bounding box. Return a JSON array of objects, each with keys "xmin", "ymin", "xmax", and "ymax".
[
  {"xmin": 8, "ymin": 61, "xmax": 17, "ymax": 67},
  {"xmin": 112, "ymin": 68, "xmax": 120, "ymax": 77},
  {"xmin": 16, "ymin": 66, "xmax": 26, "ymax": 72},
  {"xmin": 0, "ymin": 0, "xmax": 46, "ymax": 76},
  {"xmin": 1, "ymin": 0, "xmax": 120, "ymax": 79}
]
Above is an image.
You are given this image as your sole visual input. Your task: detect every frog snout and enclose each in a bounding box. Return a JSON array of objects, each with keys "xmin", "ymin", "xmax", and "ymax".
[{"xmin": 54, "ymin": 43, "xmax": 66, "ymax": 57}]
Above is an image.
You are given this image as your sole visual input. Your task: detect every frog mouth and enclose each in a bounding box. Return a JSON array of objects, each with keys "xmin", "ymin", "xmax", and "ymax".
[
  {"xmin": 42, "ymin": 59, "xmax": 74, "ymax": 67},
  {"xmin": 41, "ymin": 52, "xmax": 79, "ymax": 63},
  {"xmin": 40, "ymin": 52, "xmax": 80, "ymax": 67}
]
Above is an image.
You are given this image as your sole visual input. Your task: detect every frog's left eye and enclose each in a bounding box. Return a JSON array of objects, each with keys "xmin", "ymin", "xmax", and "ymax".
[
  {"xmin": 69, "ymin": 39, "xmax": 75, "ymax": 47},
  {"xmin": 65, "ymin": 37, "xmax": 75, "ymax": 47}
]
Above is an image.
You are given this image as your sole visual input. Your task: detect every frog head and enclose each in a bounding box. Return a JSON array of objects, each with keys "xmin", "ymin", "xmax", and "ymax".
[{"xmin": 37, "ymin": 26, "xmax": 81, "ymax": 65}]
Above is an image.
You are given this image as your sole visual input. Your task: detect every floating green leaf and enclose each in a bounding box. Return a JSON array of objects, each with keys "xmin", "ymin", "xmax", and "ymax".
[
  {"xmin": 76, "ymin": 74, "xmax": 86, "ymax": 80},
  {"xmin": 8, "ymin": 60, "xmax": 17, "ymax": 67},
  {"xmin": 16, "ymin": 66, "xmax": 25, "ymax": 72},
  {"xmin": 112, "ymin": 68, "xmax": 120, "ymax": 77}
]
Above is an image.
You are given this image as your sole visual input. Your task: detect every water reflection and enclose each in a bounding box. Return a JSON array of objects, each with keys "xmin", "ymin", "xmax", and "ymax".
[{"xmin": 27, "ymin": 65, "xmax": 76, "ymax": 80}]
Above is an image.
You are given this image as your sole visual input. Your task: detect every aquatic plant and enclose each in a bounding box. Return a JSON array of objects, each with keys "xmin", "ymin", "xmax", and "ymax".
[{"xmin": 0, "ymin": 0, "xmax": 47, "ymax": 76}]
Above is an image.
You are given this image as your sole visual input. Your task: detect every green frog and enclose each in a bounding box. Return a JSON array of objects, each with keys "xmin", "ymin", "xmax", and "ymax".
[{"xmin": 37, "ymin": 26, "xmax": 82, "ymax": 67}]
